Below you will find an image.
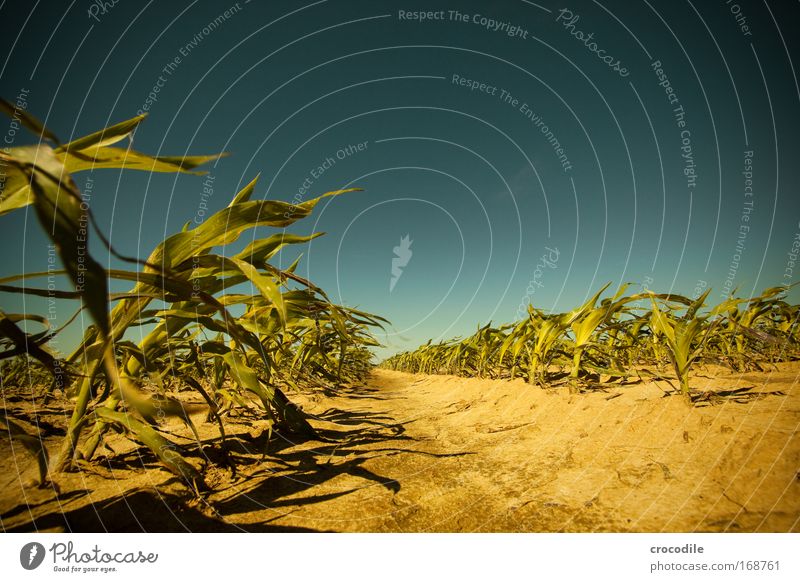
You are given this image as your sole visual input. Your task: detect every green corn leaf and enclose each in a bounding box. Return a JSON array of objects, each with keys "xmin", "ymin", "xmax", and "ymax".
[
  {"xmin": 0, "ymin": 98, "xmax": 59, "ymax": 143},
  {"xmin": 0, "ymin": 146, "xmax": 110, "ymax": 334},
  {"xmin": 0, "ymin": 147, "xmax": 41, "ymax": 215},
  {"xmin": 61, "ymin": 146, "xmax": 224, "ymax": 174},
  {"xmin": 222, "ymin": 351, "xmax": 275, "ymax": 408},
  {"xmin": 55, "ymin": 114, "xmax": 147, "ymax": 153},
  {"xmin": 227, "ymin": 257, "xmax": 287, "ymax": 326},
  {"xmin": 236, "ymin": 232, "xmax": 324, "ymax": 265},
  {"xmin": 93, "ymin": 408, "xmax": 202, "ymax": 487},
  {"xmin": 228, "ymin": 173, "xmax": 260, "ymax": 206}
]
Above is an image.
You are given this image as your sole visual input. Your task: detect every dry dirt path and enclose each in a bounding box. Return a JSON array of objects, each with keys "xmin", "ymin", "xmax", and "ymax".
[
  {"xmin": 2, "ymin": 365, "xmax": 799, "ymax": 532},
  {"xmin": 253, "ymin": 366, "xmax": 799, "ymax": 532}
]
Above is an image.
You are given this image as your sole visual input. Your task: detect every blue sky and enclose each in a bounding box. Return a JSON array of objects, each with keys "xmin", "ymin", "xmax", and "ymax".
[{"xmin": 1, "ymin": 0, "xmax": 799, "ymax": 358}]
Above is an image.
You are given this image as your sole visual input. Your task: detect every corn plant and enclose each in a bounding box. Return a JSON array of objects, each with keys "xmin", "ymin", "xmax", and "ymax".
[
  {"xmin": 383, "ymin": 284, "xmax": 799, "ymax": 402},
  {"xmin": 646, "ymin": 290, "xmax": 749, "ymax": 399},
  {"xmin": 716, "ymin": 286, "xmax": 795, "ymax": 369},
  {"xmin": 0, "ymin": 103, "xmax": 386, "ymax": 488}
]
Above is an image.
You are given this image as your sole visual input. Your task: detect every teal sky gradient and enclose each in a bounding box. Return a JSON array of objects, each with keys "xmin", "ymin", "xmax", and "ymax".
[{"xmin": 1, "ymin": 0, "xmax": 799, "ymax": 359}]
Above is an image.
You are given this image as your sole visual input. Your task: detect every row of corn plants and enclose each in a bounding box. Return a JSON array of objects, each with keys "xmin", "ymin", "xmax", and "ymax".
[
  {"xmin": 382, "ymin": 284, "xmax": 799, "ymax": 399},
  {"xmin": 0, "ymin": 103, "xmax": 386, "ymax": 491}
]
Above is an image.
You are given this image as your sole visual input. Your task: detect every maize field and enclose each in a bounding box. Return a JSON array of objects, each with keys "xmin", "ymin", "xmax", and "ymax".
[
  {"xmin": 0, "ymin": 106, "xmax": 386, "ymax": 492},
  {"xmin": 382, "ymin": 283, "xmax": 800, "ymax": 398},
  {"xmin": 0, "ymin": 104, "xmax": 798, "ymax": 535}
]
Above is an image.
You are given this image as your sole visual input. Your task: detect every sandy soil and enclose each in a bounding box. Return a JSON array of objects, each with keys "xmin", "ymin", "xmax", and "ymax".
[{"xmin": 1, "ymin": 363, "xmax": 799, "ymax": 532}]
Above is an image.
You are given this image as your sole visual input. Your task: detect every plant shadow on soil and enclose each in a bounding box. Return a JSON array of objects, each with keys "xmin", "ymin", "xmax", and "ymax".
[
  {"xmin": 2, "ymin": 382, "xmax": 471, "ymax": 532},
  {"xmin": 8, "ymin": 367, "xmax": 796, "ymax": 532}
]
